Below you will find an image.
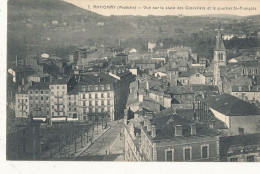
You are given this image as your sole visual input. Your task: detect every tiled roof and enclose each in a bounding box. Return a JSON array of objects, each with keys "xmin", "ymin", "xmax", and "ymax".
[
  {"xmin": 191, "ymin": 85, "xmax": 218, "ymax": 92},
  {"xmin": 178, "ymin": 71, "xmax": 189, "ymax": 77},
  {"xmin": 147, "ymin": 112, "xmax": 218, "ymax": 141},
  {"xmin": 28, "ymin": 82, "xmax": 49, "ymax": 90},
  {"xmin": 50, "ymin": 77, "xmax": 69, "ymax": 85},
  {"xmin": 167, "ymin": 86, "xmax": 194, "ymax": 95},
  {"xmin": 205, "ymin": 93, "xmax": 260, "ymax": 116},
  {"xmin": 78, "ymin": 73, "xmax": 117, "ymax": 85}
]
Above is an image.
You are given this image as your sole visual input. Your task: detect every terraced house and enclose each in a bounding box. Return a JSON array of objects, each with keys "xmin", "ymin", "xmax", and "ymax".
[{"xmin": 139, "ymin": 108, "xmax": 220, "ymax": 161}]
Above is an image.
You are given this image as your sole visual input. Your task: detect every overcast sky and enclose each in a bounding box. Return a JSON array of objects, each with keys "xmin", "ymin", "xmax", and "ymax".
[{"xmin": 64, "ymin": 0, "xmax": 260, "ymax": 16}]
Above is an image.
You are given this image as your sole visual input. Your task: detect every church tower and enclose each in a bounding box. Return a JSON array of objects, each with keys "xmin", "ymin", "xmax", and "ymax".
[{"xmin": 214, "ymin": 23, "xmax": 226, "ymax": 92}]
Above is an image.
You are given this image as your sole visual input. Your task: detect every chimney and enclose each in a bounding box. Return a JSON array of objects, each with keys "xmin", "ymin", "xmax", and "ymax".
[
  {"xmin": 190, "ymin": 124, "xmax": 196, "ymax": 135},
  {"xmin": 147, "ymin": 121, "xmax": 152, "ymax": 132},
  {"xmin": 146, "ymin": 81, "xmax": 149, "ymax": 90},
  {"xmin": 138, "ymin": 94, "xmax": 143, "ymax": 102},
  {"xmin": 151, "ymin": 125, "xmax": 156, "ymax": 137},
  {"xmin": 175, "ymin": 125, "xmax": 182, "ymax": 136}
]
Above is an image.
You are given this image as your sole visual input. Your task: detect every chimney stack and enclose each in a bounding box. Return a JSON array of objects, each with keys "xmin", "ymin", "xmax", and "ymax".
[
  {"xmin": 175, "ymin": 125, "xmax": 182, "ymax": 136},
  {"xmin": 147, "ymin": 121, "xmax": 151, "ymax": 131},
  {"xmin": 190, "ymin": 124, "xmax": 196, "ymax": 135},
  {"xmin": 151, "ymin": 125, "xmax": 156, "ymax": 137},
  {"xmin": 146, "ymin": 81, "xmax": 149, "ymax": 90},
  {"xmin": 138, "ymin": 94, "xmax": 143, "ymax": 103}
]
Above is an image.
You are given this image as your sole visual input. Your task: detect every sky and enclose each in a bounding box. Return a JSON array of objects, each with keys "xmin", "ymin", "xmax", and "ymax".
[{"xmin": 64, "ymin": 0, "xmax": 260, "ymax": 16}]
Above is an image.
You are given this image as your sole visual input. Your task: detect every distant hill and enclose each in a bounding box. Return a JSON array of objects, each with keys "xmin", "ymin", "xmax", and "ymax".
[
  {"xmin": 8, "ymin": 0, "xmax": 102, "ymax": 21},
  {"xmin": 7, "ymin": 0, "xmax": 259, "ymax": 65},
  {"xmin": 197, "ymin": 14, "xmax": 243, "ymax": 19}
]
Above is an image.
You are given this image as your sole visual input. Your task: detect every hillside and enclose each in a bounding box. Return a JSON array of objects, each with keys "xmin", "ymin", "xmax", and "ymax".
[{"xmin": 7, "ymin": 0, "xmax": 259, "ymax": 65}]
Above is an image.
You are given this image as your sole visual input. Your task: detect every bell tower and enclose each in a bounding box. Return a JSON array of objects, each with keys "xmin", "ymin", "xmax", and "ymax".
[{"xmin": 214, "ymin": 23, "xmax": 226, "ymax": 92}]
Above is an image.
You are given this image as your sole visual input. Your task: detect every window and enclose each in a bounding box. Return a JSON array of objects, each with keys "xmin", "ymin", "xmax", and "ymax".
[
  {"xmin": 30, "ymin": 91, "xmax": 33, "ymax": 94},
  {"xmin": 74, "ymin": 108, "xmax": 77, "ymax": 111},
  {"xmin": 89, "ymin": 94, "xmax": 92, "ymax": 98},
  {"xmin": 107, "ymin": 100, "xmax": 110, "ymax": 105},
  {"xmin": 25, "ymin": 99, "xmax": 27, "ymax": 102},
  {"xmin": 52, "ymin": 105, "xmax": 54, "ymax": 109},
  {"xmin": 101, "ymin": 100, "xmax": 104, "ymax": 105},
  {"xmin": 69, "ymin": 102, "xmax": 71, "ymax": 106},
  {"xmin": 183, "ymin": 147, "xmax": 192, "ymax": 161},
  {"xmin": 95, "ymin": 94, "xmax": 98, "ymax": 98},
  {"xmin": 106, "ymin": 84, "xmax": 110, "ymax": 90},
  {"xmin": 89, "ymin": 101, "xmax": 92, "ymax": 106},
  {"xmin": 196, "ymin": 74, "xmax": 200, "ymax": 77},
  {"xmin": 101, "ymin": 85, "xmax": 104, "ymax": 90},
  {"xmin": 51, "ymin": 86, "xmax": 54, "ymax": 89},
  {"xmin": 69, "ymin": 97, "xmax": 71, "ymax": 100},
  {"xmin": 46, "ymin": 97, "xmax": 49, "ymax": 100},
  {"xmin": 95, "ymin": 85, "xmax": 98, "ymax": 91},
  {"xmin": 95, "ymin": 100, "xmax": 98, "ymax": 106},
  {"xmin": 62, "ymin": 86, "xmax": 65, "ymax": 90},
  {"xmin": 238, "ymin": 127, "xmax": 244, "ymax": 135},
  {"xmin": 107, "ymin": 93, "xmax": 110, "ymax": 98},
  {"xmin": 247, "ymin": 155, "xmax": 255, "ymax": 162},
  {"xmin": 47, "ymin": 111, "xmax": 49, "ymax": 115},
  {"xmin": 83, "ymin": 94, "xmax": 86, "ymax": 99},
  {"xmin": 35, "ymin": 97, "xmax": 38, "ymax": 100},
  {"xmin": 242, "ymin": 68, "xmax": 245, "ymax": 75},
  {"xmin": 41, "ymin": 97, "xmax": 43, "ymax": 100},
  {"xmin": 41, "ymin": 91, "xmax": 43, "ymax": 94},
  {"xmin": 229, "ymin": 157, "xmax": 238, "ymax": 162},
  {"xmin": 101, "ymin": 93, "xmax": 104, "ymax": 98},
  {"xmin": 36, "ymin": 91, "xmax": 38, "ymax": 94},
  {"xmin": 57, "ymin": 86, "xmax": 59, "ymax": 89},
  {"xmin": 46, "ymin": 91, "xmax": 49, "ymax": 94},
  {"xmin": 201, "ymin": 145, "xmax": 209, "ymax": 159},
  {"xmin": 165, "ymin": 149, "xmax": 174, "ymax": 161},
  {"xmin": 83, "ymin": 101, "xmax": 86, "ymax": 106},
  {"xmin": 47, "ymin": 104, "xmax": 49, "ymax": 107}
]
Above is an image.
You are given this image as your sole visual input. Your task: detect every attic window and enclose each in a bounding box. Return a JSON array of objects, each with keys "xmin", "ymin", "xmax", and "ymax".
[{"xmin": 224, "ymin": 102, "xmax": 228, "ymax": 105}]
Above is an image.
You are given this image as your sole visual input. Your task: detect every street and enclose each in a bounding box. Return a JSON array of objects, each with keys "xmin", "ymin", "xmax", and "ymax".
[{"xmin": 75, "ymin": 120, "xmax": 125, "ymax": 161}]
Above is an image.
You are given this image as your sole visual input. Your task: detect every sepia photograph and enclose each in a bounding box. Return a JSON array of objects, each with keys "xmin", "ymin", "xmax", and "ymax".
[{"xmin": 2, "ymin": 0, "xmax": 260, "ymax": 169}]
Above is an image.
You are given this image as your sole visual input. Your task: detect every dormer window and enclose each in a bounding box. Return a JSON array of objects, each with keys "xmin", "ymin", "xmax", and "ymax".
[
  {"xmin": 88, "ymin": 85, "xmax": 91, "ymax": 91},
  {"xmin": 101, "ymin": 85, "xmax": 104, "ymax": 91},
  {"xmin": 95, "ymin": 85, "xmax": 98, "ymax": 91},
  {"xmin": 106, "ymin": 84, "xmax": 110, "ymax": 90},
  {"xmin": 82, "ymin": 86, "xmax": 86, "ymax": 91}
]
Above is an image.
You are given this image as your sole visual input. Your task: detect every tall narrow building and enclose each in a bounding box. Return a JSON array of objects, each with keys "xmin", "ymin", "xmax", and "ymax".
[{"xmin": 214, "ymin": 23, "xmax": 226, "ymax": 93}]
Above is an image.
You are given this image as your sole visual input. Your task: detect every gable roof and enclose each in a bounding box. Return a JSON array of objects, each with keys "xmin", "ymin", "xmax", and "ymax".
[{"xmin": 205, "ymin": 93, "xmax": 260, "ymax": 116}]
